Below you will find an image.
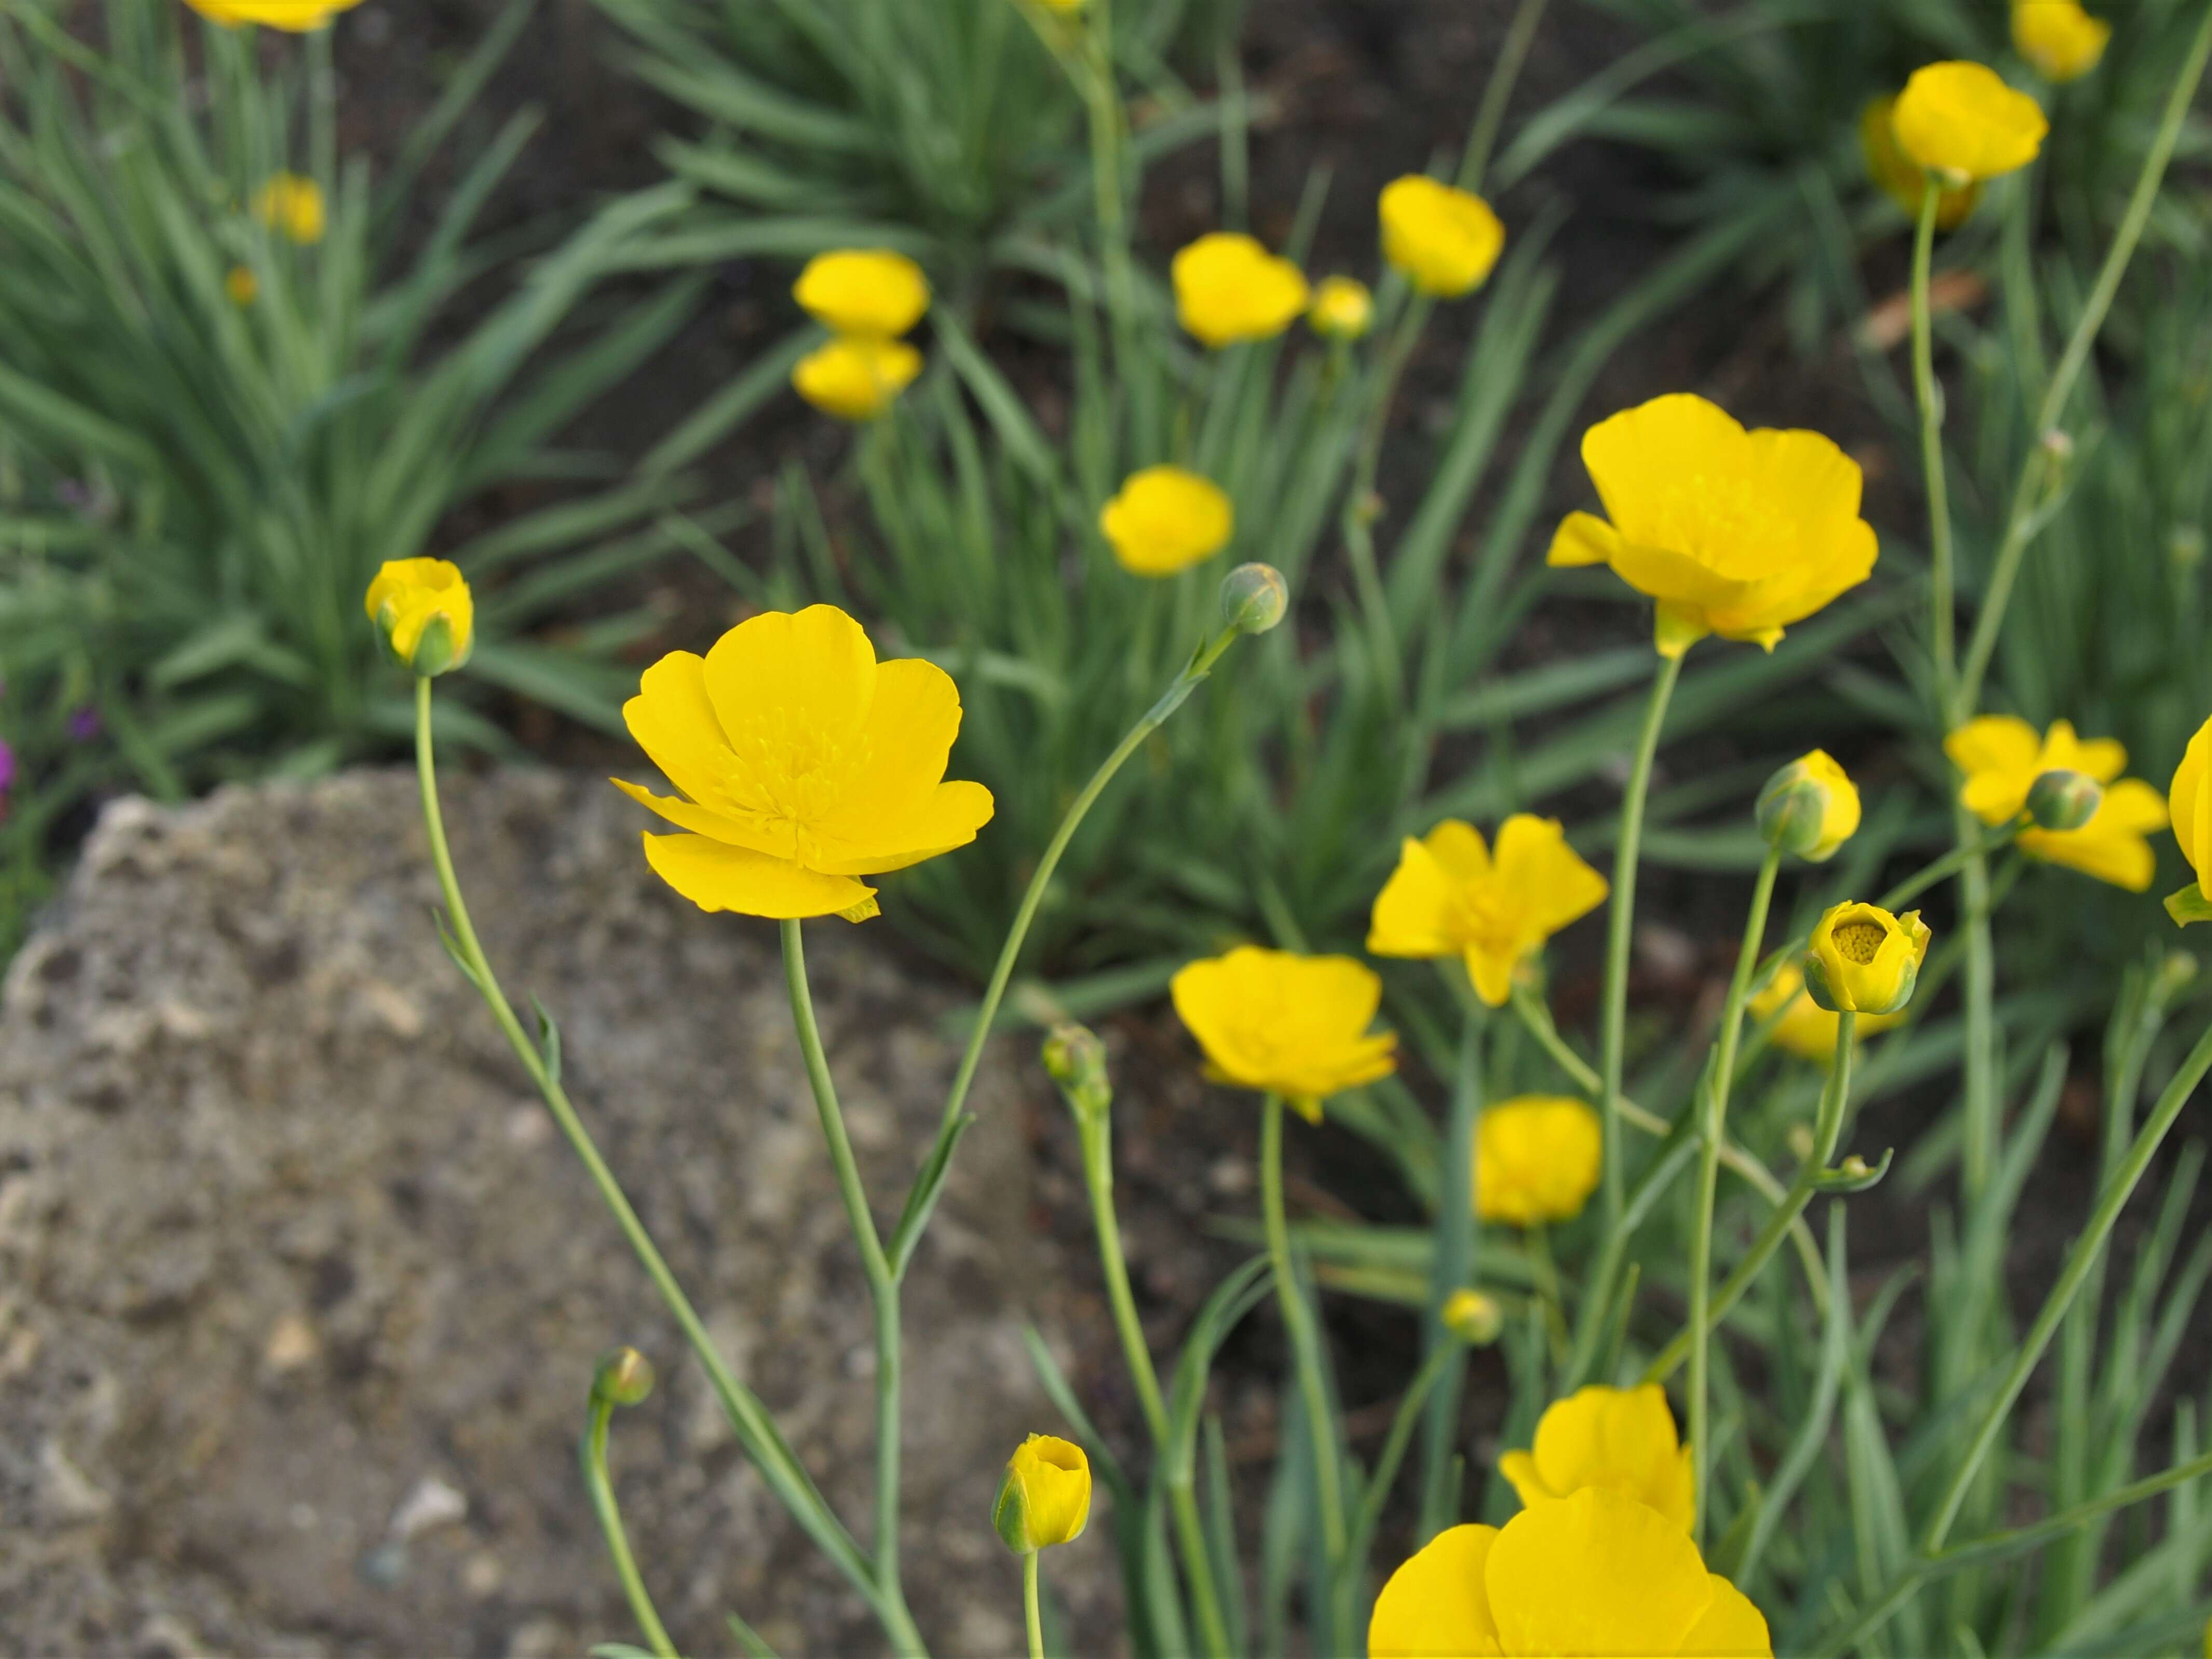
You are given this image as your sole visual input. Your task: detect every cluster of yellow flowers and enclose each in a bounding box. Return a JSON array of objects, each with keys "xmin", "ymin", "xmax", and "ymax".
[{"xmin": 790, "ymin": 249, "xmax": 932, "ymax": 422}]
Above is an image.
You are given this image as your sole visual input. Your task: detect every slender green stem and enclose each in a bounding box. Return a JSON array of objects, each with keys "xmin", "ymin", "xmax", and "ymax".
[
  {"xmin": 1456, "ymin": 0, "xmax": 1550, "ymax": 193},
  {"xmin": 1956, "ymin": 828, "xmax": 1998, "ymax": 1201},
  {"xmin": 1688, "ymin": 846, "xmax": 1782, "ymax": 1548},
  {"xmin": 1598, "ymin": 650, "xmax": 1686, "ymax": 1231},
  {"xmin": 582, "ymin": 1396, "xmax": 677, "ymax": 1659},
  {"xmin": 1417, "ymin": 1003, "xmax": 1483, "ymax": 1539},
  {"xmin": 1023, "ymin": 1550, "xmax": 1044, "ymax": 1659},
  {"xmin": 1910, "ymin": 178, "xmax": 1955, "ymax": 698},
  {"xmin": 1645, "ymin": 1013, "xmax": 1854, "ymax": 1387},
  {"xmin": 1339, "ymin": 1339, "xmax": 1461, "ymax": 1632},
  {"xmin": 410, "ymin": 680, "xmax": 920, "ymax": 1652},
  {"xmin": 1261, "ymin": 1096, "xmax": 1348, "ymax": 1585}
]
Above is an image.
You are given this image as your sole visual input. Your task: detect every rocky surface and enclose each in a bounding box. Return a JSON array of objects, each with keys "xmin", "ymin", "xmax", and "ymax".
[{"xmin": 0, "ymin": 769, "xmax": 1115, "ymax": 1657}]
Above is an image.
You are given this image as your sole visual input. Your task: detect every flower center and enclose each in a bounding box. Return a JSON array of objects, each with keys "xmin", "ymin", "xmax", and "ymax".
[{"xmin": 1833, "ymin": 921, "xmax": 1886, "ymax": 964}]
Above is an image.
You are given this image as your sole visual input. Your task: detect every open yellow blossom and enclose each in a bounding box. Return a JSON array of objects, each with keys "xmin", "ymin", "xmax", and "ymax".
[
  {"xmin": 1861, "ymin": 97, "xmax": 1981, "ymax": 228},
  {"xmin": 993, "ymin": 1435, "xmax": 1090, "ymax": 1552},
  {"xmin": 1379, "ymin": 176, "xmax": 1505, "ymax": 298},
  {"xmin": 225, "ymin": 265, "xmax": 259, "ymax": 307},
  {"xmin": 1750, "ymin": 964, "xmax": 1902, "ymax": 1063},
  {"xmin": 1947, "ymin": 716, "xmax": 2168, "ymax": 891},
  {"xmin": 252, "ymin": 173, "xmax": 324, "ymax": 244},
  {"xmin": 1309, "ymin": 275, "xmax": 1375, "ymax": 340},
  {"xmin": 1892, "ymin": 62, "xmax": 2048, "ymax": 183},
  {"xmin": 2014, "ymin": 1, "xmax": 2110, "ymax": 82},
  {"xmin": 1476, "ymin": 1097, "xmax": 1602, "ymax": 1228},
  {"xmin": 1367, "ymin": 816, "xmax": 1608, "ymax": 1005},
  {"xmin": 1546, "ymin": 394, "xmax": 1877, "ymax": 657},
  {"xmin": 1100, "ymin": 466, "xmax": 1233, "ymax": 576},
  {"xmin": 1500, "ymin": 1384, "xmax": 1695, "ymax": 1533},
  {"xmin": 792, "ymin": 249, "xmax": 930, "ymax": 339},
  {"xmin": 1370, "ymin": 1488, "xmax": 1771, "ymax": 1658},
  {"xmin": 1170, "ymin": 946, "xmax": 1396, "ymax": 1121},
  {"xmin": 1171, "ymin": 232, "xmax": 1310, "ymax": 348},
  {"xmin": 615, "ymin": 605, "xmax": 993, "ymax": 923},
  {"xmin": 1805, "ymin": 903, "xmax": 1930, "ymax": 1017},
  {"xmin": 364, "ymin": 558, "xmax": 473, "ymax": 676},
  {"xmin": 792, "ymin": 335, "xmax": 922, "ymax": 422},
  {"xmin": 183, "ymin": 0, "xmax": 363, "ymax": 27}
]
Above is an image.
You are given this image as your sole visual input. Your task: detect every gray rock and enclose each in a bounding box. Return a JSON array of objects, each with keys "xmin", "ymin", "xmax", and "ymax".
[{"xmin": 0, "ymin": 771, "xmax": 1115, "ymax": 1657}]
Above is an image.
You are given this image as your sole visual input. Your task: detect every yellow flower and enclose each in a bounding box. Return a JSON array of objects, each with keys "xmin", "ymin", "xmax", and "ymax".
[
  {"xmin": 1171, "ymin": 232, "xmax": 1310, "ymax": 349},
  {"xmin": 1369, "ymin": 1488, "xmax": 1771, "ymax": 1658},
  {"xmin": 1805, "ymin": 902, "xmax": 1931, "ymax": 1017},
  {"xmin": 1861, "ymin": 97, "xmax": 1981, "ymax": 228},
  {"xmin": 1367, "ymin": 816, "xmax": 1608, "ymax": 1006},
  {"xmin": 1946, "ymin": 716, "xmax": 2168, "ymax": 891},
  {"xmin": 1755, "ymin": 750, "xmax": 1860, "ymax": 862},
  {"xmin": 1750, "ymin": 964, "xmax": 1902, "ymax": 1063},
  {"xmin": 1441, "ymin": 1288, "xmax": 1503, "ymax": 1345},
  {"xmin": 615, "ymin": 605, "xmax": 994, "ymax": 922},
  {"xmin": 224, "ymin": 264, "xmax": 259, "ymax": 307},
  {"xmin": 1099, "ymin": 466, "xmax": 1233, "ymax": 576},
  {"xmin": 792, "ymin": 249, "xmax": 930, "ymax": 339},
  {"xmin": 252, "ymin": 173, "xmax": 325, "ymax": 244},
  {"xmin": 2014, "ymin": 1, "xmax": 2111, "ymax": 82},
  {"xmin": 1379, "ymin": 176, "xmax": 1505, "ymax": 298},
  {"xmin": 1499, "ymin": 1384, "xmax": 1696, "ymax": 1533},
  {"xmin": 1892, "ymin": 61, "xmax": 2048, "ymax": 183},
  {"xmin": 993, "ymin": 1435, "xmax": 1091, "ymax": 1552},
  {"xmin": 792, "ymin": 336, "xmax": 922, "ymax": 422},
  {"xmin": 364, "ymin": 557, "xmax": 473, "ymax": 676},
  {"xmin": 182, "ymin": 0, "xmax": 362, "ymax": 27},
  {"xmin": 1545, "ymin": 394, "xmax": 1878, "ymax": 658},
  {"xmin": 1476, "ymin": 1096, "xmax": 1603, "ymax": 1228},
  {"xmin": 1170, "ymin": 946, "xmax": 1397, "ymax": 1121},
  {"xmin": 2169, "ymin": 714, "xmax": 2212, "ymax": 922},
  {"xmin": 1309, "ymin": 274, "xmax": 1375, "ymax": 340}
]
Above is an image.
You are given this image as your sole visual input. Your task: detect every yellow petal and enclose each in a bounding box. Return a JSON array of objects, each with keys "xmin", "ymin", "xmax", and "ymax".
[
  {"xmin": 1477, "ymin": 1097, "xmax": 1603, "ymax": 1226},
  {"xmin": 610, "ymin": 776, "xmax": 793, "ymax": 859},
  {"xmin": 815, "ymin": 656, "xmax": 965, "ymax": 828},
  {"xmin": 639, "ymin": 833, "xmax": 876, "ymax": 919},
  {"xmin": 2174, "ymin": 717, "xmax": 2212, "ymax": 885},
  {"xmin": 1486, "ymin": 1488, "xmax": 1716, "ymax": 1656},
  {"xmin": 1369, "ymin": 835, "xmax": 1467, "ymax": 959},
  {"xmin": 1463, "ymin": 942, "xmax": 1518, "ymax": 1009},
  {"xmin": 1892, "ymin": 61, "xmax": 2048, "ymax": 182},
  {"xmin": 1423, "ymin": 819, "xmax": 1495, "ymax": 883},
  {"xmin": 1498, "ymin": 1449, "xmax": 1554, "ymax": 1508},
  {"xmin": 811, "ymin": 779, "xmax": 995, "ymax": 875},
  {"xmin": 792, "ymin": 249, "xmax": 931, "ymax": 338},
  {"xmin": 1492, "ymin": 815, "xmax": 1608, "ymax": 937},
  {"xmin": 702, "ymin": 605, "xmax": 878, "ymax": 778},
  {"xmin": 625, "ymin": 651, "xmax": 747, "ymax": 806},
  {"xmin": 1680, "ymin": 1576, "xmax": 1773, "ymax": 1656},
  {"xmin": 1370, "ymin": 1523, "xmax": 1505, "ymax": 1658},
  {"xmin": 1547, "ymin": 510, "xmax": 1622, "ymax": 569}
]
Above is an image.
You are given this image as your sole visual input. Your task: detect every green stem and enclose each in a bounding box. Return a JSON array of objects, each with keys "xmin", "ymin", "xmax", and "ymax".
[
  {"xmin": 1957, "ymin": 828, "xmax": 1998, "ymax": 1201},
  {"xmin": 1261, "ymin": 1096, "xmax": 1348, "ymax": 1586},
  {"xmin": 1339, "ymin": 1339, "xmax": 1462, "ymax": 1633},
  {"xmin": 582, "ymin": 1395, "xmax": 677, "ymax": 1659},
  {"xmin": 1598, "ymin": 650, "xmax": 1686, "ymax": 1232},
  {"xmin": 779, "ymin": 921, "xmax": 914, "ymax": 1634},
  {"xmin": 1645, "ymin": 1012, "xmax": 1854, "ymax": 1387},
  {"xmin": 1688, "ymin": 846, "xmax": 1782, "ymax": 1548},
  {"xmin": 1023, "ymin": 1550, "xmax": 1044, "ymax": 1659},
  {"xmin": 1456, "ymin": 0, "xmax": 1550, "ymax": 193},
  {"xmin": 1416, "ymin": 1003, "xmax": 1484, "ymax": 1539},
  {"xmin": 1910, "ymin": 177, "xmax": 1955, "ymax": 698},
  {"xmin": 411, "ymin": 681, "xmax": 921, "ymax": 1652}
]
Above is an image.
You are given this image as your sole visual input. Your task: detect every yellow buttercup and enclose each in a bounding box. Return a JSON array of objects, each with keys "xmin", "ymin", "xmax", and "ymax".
[
  {"xmin": 252, "ymin": 173, "xmax": 324, "ymax": 244},
  {"xmin": 792, "ymin": 249, "xmax": 931, "ymax": 340},
  {"xmin": 1171, "ymin": 232, "xmax": 1309, "ymax": 348},
  {"xmin": 1308, "ymin": 275, "xmax": 1375, "ymax": 341},
  {"xmin": 1099, "ymin": 466, "xmax": 1233, "ymax": 576},
  {"xmin": 1170, "ymin": 946, "xmax": 1396, "ymax": 1121},
  {"xmin": 993, "ymin": 1435, "xmax": 1091, "ymax": 1552},
  {"xmin": 1892, "ymin": 61, "xmax": 2048, "ymax": 183},
  {"xmin": 2014, "ymin": 1, "xmax": 2111, "ymax": 82},
  {"xmin": 792, "ymin": 336, "xmax": 922, "ymax": 422},
  {"xmin": 183, "ymin": 0, "xmax": 363, "ymax": 29},
  {"xmin": 1476, "ymin": 1097, "xmax": 1603, "ymax": 1228},
  {"xmin": 1804, "ymin": 903, "xmax": 1931, "ymax": 1017},
  {"xmin": 364, "ymin": 558, "xmax": 473, "ymax": 677},
  {"xmin": 1750, "ymin": 964, "xmax": 1902, "ymax": 1062},
  {"xmin": 1378, "ymin": 175, "xmax": 1505, "ymax": 298},
  {"xmin": 1862, "ymin": 97, "xmax": 1981, "ymax": 227},
  {"xmin": 1500, "ymin": 1384, "xmax": 1697, "ymax": 1533},
  {"xmin": 1947, "ymin": 716, "xmax": 2168, "ymax": 891}
]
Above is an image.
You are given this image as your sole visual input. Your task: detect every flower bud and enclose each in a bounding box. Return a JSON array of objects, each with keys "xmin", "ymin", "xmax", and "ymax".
[
  {"xmin": 1440, "ymin": 1288, "xmax": 1502, "ymax": 1345},
  {"xmin": 993, "ymin": 1434, "xmax": 1091, "ymax": 1553},
  {"xmin": 1756, "ymin": 750, "xmax": 1860, "ymax": 862},
  {"xmin": 592, "ymin": 1346, "xmax": 656, "ymax": 1408},
  {"xmin": 1804, "ymin": 902, "xmax": 1932, "ymax": 1017},
  {"xmin": 365, "ymin": 557, "xmax": 474, "ymax": 677},
  {"xmin": 1219, "ymin": 562, "xmax": 1287, "ymax": 635},
  {"xmin": 1309, "ymin": 275, "xmax": 1374, "ymax": 341},
  {"xmin": 1042, "ymin": 1022, "xmax": 1111, "ymax": 1122},
  {"xmin": 2025, "ymin": 768, "xmax": 2101, "ymax": 832}
]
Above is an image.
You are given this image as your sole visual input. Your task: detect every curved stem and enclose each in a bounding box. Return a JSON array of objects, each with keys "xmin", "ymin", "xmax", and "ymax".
[
  {"xmin": 1598, "ymin": 650, "xmax": 1686, "ymax": 1232},
  {"xmin": 1456, "ymin": 0, "xmax": 1551, "ymax": 193},
  {"xmin": 1910, "ymin": 179, "xmax": 1955, "ymax": 698},
  {"xmin": 582, "ymin": 1394, "xmax": 677, "ymax": 1659},
  {"xmin": 1261, "ymin": 1096, "xmax": 1348, "ymax": 1587},
  {"xmin": 1023, "ymin": 1550, "xmax": 1045, "ymax": 1659}
]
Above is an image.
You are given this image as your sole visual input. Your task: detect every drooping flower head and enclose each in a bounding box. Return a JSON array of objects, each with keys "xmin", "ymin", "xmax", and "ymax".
[
  {"xmin": 1750, "ymin": 963, "xmax": 1902, "ymax": 1063},
  {"xmin": 1170, "ymin": 946, "xmax": 1396, "ymax": 1121},
  {"xmin": 1947, "ymin": 716, "xmax": 2168, "ymax": 891},
  {"xmin": 1476, "ymin": 1096, "xmax": 1603, "ymax": 1228},
  {"xmin": 1862, "ymin": 97, "xmax": 1982, "ymax": 227},
  {"xmin": 1892, "ymin": 62, "xmax": 2048, "ymax": 183},
  {"xmin": 1755, "ymin": 750, "xmax": 1860, "ymax": 862},
  {"xmin": 364, "ymin": 558, "xmax": 473, "ymax": 676},
  {"xmin": 1308, "ymin": 275, "xmax": 1375, "ymax": 340},
  {"xmin": 616, "ymin": 605, "xmax": 993, "ymax": 923},
  {"xmin": 1171, "ymin": 232, "xmax": 1310, "ymax": 348},
  {"xmin": 183, "ymin": 0, "xmax": 363, "ymax": 28},
  {"xmin": 1378, "ymin": 176, "xmax": 1505, "ymax": 298},
  {"xmin": 1804, "ymin": 902, "xmax": 1931, "ymax": 1017},
  {"xmin": 1100, "ymin": 466, "xmax": 1233, "ymax": 576},
  {"xmin": 2013, "ymin": 1, "xmax": 2111, "ymax": 82},
  {"xmin": 252, "ymin": 173, "xmax": 325, "ymax": 244},
  {"xmin": 793, "ymin": 249, "xmax": 931, "ymax": 339},
  {"xmin": 1499, "ymin": 1384, "xmax": 1696, "ymax": 1533},
  {"xmin": 792, "ymin": 336, "xmax": 922, "ymax": 422},
  {"xmin": 1546, "ymin": 394, "xmax": 1878, "ymax": 658},
  {"xmin": 993, "ymin": 1435, "xmax": 1091, "ymax": 1552},
  {"xmin": 1367, "ymin": 816, "xmax": 1608, "ymax": 1005},
  {"xmin": 1369, "ymin": 1488, "xmax": 1771, "ymax": 1657}
]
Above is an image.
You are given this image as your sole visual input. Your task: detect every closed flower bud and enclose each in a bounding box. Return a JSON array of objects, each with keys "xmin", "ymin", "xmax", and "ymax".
[
  {"xmin": 1219, "ymin": 562, "xmax": 1287, "ymax": 635},
  {"xmin": 592, "ymin": 1346, "xmax": 656, "ymax": 1408},
  {"xmin": 1309, "ymin": 275, "xmax": 1375, "ymax": 340},
  {"xmin": 2013, "ymin": 1, "xmax": 2110, "ymax": 83},
  {"xmin": 792, "ymin": 250, "xmax": 930, "ymax": 340},
  {"xmin": 365, "ymin": 557, "xmax": 473, "ymax": 676},
  {"xmin": 1042, "ymin": 1023, "xmax": 1111, "ymax": 1121},
  {"xmin": 1804, "ymin": 902, "xmax": 1932, "ymax": 1017},
  {"xmin": 2026, "ymin": 767, "xmax": 2102, "ymax": 831},
  {"xmin": 1440, "ymin": 1288, "xmax": 1502, "ymax": 1345},
  {"xmin": 1756, "ymin": 750, "xmax": 1860, "ymax": 861},
  {"xmin": 1378, "ymin": 176, "xmax": 1504, "ymax": 298},
  {"xmin": 994, "ymin": 1434, "xmax": 1091, "ymax": 1553}
]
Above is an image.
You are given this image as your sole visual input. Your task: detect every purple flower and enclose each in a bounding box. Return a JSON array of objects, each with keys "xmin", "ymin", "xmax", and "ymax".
[
  {"xmin": 68, "ymin": 706, "xmax": 100, "ymax": 742},
  {"xmin": 0, "ymin": 739, "xmax": 15, "ymax": 796}
]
